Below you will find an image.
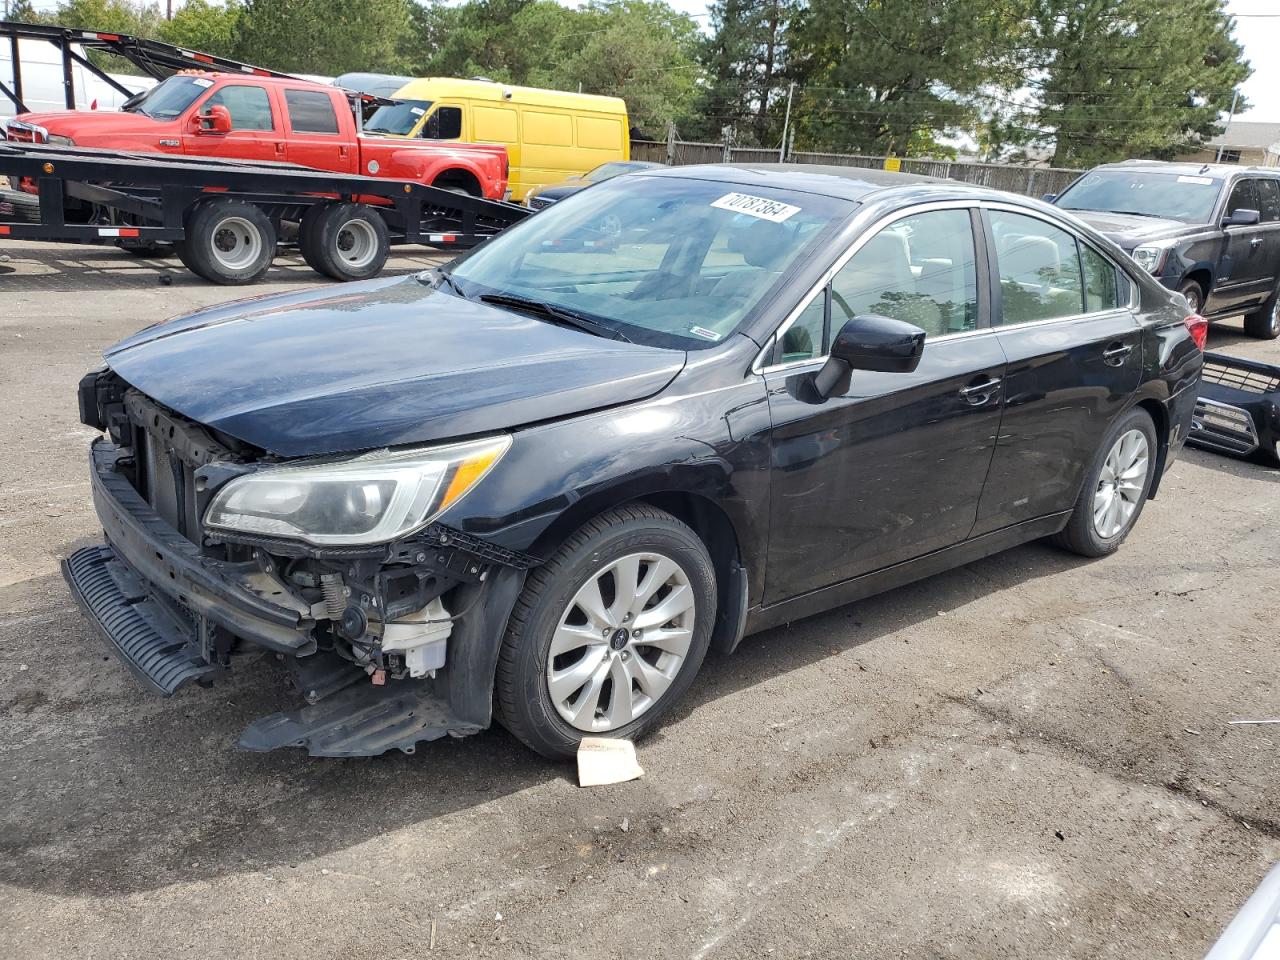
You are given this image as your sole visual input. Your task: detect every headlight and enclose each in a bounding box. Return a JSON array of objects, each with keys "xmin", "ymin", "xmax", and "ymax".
[
  {"xmin": 47, "ymin": 135, "xmax": 75, "ymax": 146},
  {"xmin": 204, "ymin": 435, "xmax": 511, "ymax": 546},
  {"xmin": 1130, "ymin": 244, "xmax": 1168, "ymax": 274}
]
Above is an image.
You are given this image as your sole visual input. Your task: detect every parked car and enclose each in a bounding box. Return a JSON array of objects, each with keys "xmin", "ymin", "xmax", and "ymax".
[
  {"xmin": 64, "ymin": 165, "xmax": 1204, "ymax": 759},
  {"xmin": 364, "ymin": 77, "xmax": 629, "ymax": 201},
  {"xmin": 3, "ymin": 72, "xmax": 509, "ymax": 199},
  {"xmin": 1051, "ymin": 161, "xmax": 1280, "ymax": 339},
  {"xmin": 525, "ymin": 160, "xmax": 663, "ymax": 210},
  {"xmin": 1203, "ymin": 864, "xmax": 1280, "ymax": 960}
]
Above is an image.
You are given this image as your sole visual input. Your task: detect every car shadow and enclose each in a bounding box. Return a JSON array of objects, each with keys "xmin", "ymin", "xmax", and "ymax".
[{"xmin": 0, "ymin": 538, "xmax": 1079, "ymax": 898}]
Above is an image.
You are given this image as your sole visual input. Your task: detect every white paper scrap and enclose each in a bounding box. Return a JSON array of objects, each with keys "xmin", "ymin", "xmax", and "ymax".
[{"xmin": 577, "ymin": 736, "xmax": 644, "ymax": 787}]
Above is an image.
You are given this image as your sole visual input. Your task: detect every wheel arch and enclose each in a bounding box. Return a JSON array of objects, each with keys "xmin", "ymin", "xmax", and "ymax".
[
  {"xmin": 1134, "ymin": 396, "xmax": 1171, "ymax": 498},
  {"xmin": 431, "ymin": 166, "xmax": 483, "ymax": 196}
]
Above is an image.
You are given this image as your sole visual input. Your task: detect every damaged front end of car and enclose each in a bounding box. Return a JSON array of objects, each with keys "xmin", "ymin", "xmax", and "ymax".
[{"xmin": 63, "ymin": 368, "xmax": 535, "ymax": 757}]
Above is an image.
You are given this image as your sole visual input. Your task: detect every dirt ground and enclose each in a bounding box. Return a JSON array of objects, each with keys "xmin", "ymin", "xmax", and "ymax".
[{"xmin": 1, "ymin": 241, "xmax": 1278, "ymax": 960}]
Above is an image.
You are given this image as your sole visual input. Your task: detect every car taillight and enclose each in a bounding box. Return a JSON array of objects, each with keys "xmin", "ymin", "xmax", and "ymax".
[{"xmin": 1184, "ymin": 314, "xmax": 1208, "ymax": 351}]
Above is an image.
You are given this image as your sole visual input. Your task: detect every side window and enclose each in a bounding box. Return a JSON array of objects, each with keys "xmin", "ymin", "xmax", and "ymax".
[
  {"xmin": 1255, "ymin": 179, "xmax": 1280, "ymax": 222},
  {"xmin": 1081, "ymin": 244, "xmax": 1119, "ymax": 312},
  {"xmin": 990, "ymin": 211, "xmax": 1084, "ymax": 325},
  {"xmin": 284, "ymin": 89, "xmax": 339, "ymax": 135},
  {"xmin": 830, "ymin": 209, "xmax": 978, "ymax": 338},
  {"xmin": 1226, "ymin": 179, "xmax": 1259, "ymax": 217},
  {"xmin": 203, "ymin": 84, "xmax": 274, "ymax": 132},
  {"xmin": 422, "ymin": 106, "xmax": 462, "ymax": 140}
]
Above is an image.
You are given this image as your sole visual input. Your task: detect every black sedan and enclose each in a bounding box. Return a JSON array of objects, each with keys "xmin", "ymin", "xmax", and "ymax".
[
  {"xmin": 525, "ymin": 160, "xmax": 662, "ymax": 210},
  {"xmin": 66, "ymin": 165, "xmax": 1205, "ymax": 760}
]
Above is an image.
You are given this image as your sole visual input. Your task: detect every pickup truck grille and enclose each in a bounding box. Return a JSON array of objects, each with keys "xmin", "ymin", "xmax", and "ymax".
[
  {"xmin": 1189, "ymin": 398, "xmax": 1259, "ymax": 456},
  {"xmin": 1201, "ymin": 360, "xmax": 1280, "ymax": 394}
]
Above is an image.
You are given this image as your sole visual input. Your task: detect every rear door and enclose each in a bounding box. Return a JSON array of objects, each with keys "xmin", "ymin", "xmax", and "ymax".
[
  {"xmin": 1254, "ymin": 177, "xmax": 1280, "ymax": 298},
  {"xmin": 762, "ymin": 205, "xmax": 1007, "ymax": 603},
  {"xmin": 282, "ymin": 88, "xmax": 355, "ymax": 173},
  {"xmin": 973, "ymin": 206, "xmax": 1142, "ymax": 535},
  {"xmin": 1208, "ymin": 178, "xmax": 1273, "ymax": 314},
  {"xmin": 183, "ymin": 82, "xmax": 283, "ymax": 163}
]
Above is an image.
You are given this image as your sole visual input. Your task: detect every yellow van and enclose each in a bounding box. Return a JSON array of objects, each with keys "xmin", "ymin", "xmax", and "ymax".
[{"xmin": 362, "ymin": 78, "xmax": 629, "ymax": 201}]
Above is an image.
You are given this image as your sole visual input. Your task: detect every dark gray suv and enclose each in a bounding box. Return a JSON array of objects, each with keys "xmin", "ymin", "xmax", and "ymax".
[{"xmin": 1052, "ymin": 161, "xmax": 1280, "ymax": 339}]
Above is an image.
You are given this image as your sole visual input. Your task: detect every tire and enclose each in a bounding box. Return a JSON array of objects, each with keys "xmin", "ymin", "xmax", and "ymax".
[
  {"xmin": 1178, "ymin": 279, "xmax": 1205, "ymax": 315},
  {"xmin": 1243, "ymin": 288, "xmax": 1280, "ymax": 340},
  {"xmin": 176, "ymin": 200, "xmax": 276, "ymax": 285},
  {"xmin": 495, "ymin": 504, "xmax": 717, "ymax": 759},
  {"xmin": 299, "ymin": 202, "xmax": 389, "ymax": 282},
  {"xmin": 1050, "ymin": 407, "xmax": 1158, "ymax": 558}
]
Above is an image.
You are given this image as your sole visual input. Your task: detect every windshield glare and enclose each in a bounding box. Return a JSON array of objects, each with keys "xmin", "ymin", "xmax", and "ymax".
[
  {"xmin": 123, "ymin": 76, "xmax": 210, "ymax": 119},
  {"xmin": 364, "ymin": 100, "xmax": 432, "ymax": 135},
  {"xmin": 450, "ymin": 176, "xmax": 847, "ymax": 349},
  {"xmin": 1057, "ymin": 171, "xmax": 1222, "ymax": 223}
]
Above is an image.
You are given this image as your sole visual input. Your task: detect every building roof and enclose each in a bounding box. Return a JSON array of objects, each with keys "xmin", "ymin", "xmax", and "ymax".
[{"xmin": 1205, "ymin": 120, "xmax": 1280, "ymax": 150}]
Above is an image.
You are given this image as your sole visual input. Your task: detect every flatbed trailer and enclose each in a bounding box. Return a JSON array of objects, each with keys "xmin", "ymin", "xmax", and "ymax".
[{"xmin": 0, "ymin": 141, "xmax": 529, "ymax": 283}]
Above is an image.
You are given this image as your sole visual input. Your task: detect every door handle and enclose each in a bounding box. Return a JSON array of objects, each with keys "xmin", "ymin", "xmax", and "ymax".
[
  {"xmin": 1250, "ymin": 236, "xmax": 1264, "ymax": 248},
  {"xmin": 959, "ymin": 376, "xmax": 1002, "ymax": 404},
  {"xmin": 1102, "ymin": 343, "xmax": 1134, "ymax": 366}
]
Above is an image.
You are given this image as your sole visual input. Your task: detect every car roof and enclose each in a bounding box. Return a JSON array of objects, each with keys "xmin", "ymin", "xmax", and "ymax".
[
  {"xmin": 636, "ymin": 162, "xmax": 1019, "ymax": 204},
  {"xmin": 1088, "ymin": 159, "xmax": 1280, "ymax": 179}
]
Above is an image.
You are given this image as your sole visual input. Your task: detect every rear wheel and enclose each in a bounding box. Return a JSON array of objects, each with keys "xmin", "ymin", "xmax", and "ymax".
[
  {"xmin": 495, "ymin": 504, "xmax": 716, "ymax": 759},
  {"xmin": 1051, "ymin": 407, "xmax": 1158, "ymax": 558},
  {"xmin": 176, "ymin": 200, "xmax": 276, "ymax": 285},
  {"xmin": 299, "ymin": 202, "xmax": 389, "ymax": 282},
  {"xmin": 1243, "ymin": 289, "xmax": 1280, "ymax": 339}
]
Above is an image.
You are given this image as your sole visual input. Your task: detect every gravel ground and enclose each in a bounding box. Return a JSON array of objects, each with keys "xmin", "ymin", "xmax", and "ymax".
[{"xmin": 1, "ymin": 241, "xmax": 1278, "ymax": 960}]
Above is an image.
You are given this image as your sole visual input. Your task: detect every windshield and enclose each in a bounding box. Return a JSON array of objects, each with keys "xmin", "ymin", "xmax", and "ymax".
[
  {"xmin": 123, "ymin": 76, "xmax": 211, "ymax": 119},
  {"xmin": 1057, "ymin": 170, "xmax": 1222, "ymax": 223},
  {"xmin": 449, "ymin": 175, "xmax": 849, "ymax": 349},
  {"xmin": 363, "ymin": 99, "xmax": 432, "ymax": 135}
]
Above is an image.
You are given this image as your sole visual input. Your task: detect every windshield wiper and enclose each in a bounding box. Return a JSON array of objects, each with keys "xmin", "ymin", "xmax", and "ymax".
[{"xmin": 479, "ymin": 293, "xmax": 631, "ymax": 343}]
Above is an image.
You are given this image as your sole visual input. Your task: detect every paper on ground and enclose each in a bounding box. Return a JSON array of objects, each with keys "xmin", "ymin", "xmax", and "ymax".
[{"xmin": 577, "ymin": 736, "xmax": 644, "ymax": 787}]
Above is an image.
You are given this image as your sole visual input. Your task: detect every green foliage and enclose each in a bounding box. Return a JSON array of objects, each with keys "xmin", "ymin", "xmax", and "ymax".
[
  {"xmin": 234, "ymin": 0, "xmax": 414, "ymax": 75},
  {"xmin": 7, "ymin": 0, "xmax": 42, "ymax": 23},
  {"xmin": 159, "ymin": 0, "xmax": 242, "ymax": 59}
]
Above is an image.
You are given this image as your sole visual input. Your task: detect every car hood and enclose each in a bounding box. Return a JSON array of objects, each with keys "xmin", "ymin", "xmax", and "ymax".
[
  {"xmin": 1064, "ymin": 209, "xmax": 1205, "ymax": 249},
  {"xmin": 15, "ymin": 110, "xmax": 163, "ymax": 137},
  {"xmin": 534, "ymin": 183, "xmax": 587, "ymax": 202},
  {"xmin": 104, "ymin": 275, "xmax": 687, "ymax": 457}
]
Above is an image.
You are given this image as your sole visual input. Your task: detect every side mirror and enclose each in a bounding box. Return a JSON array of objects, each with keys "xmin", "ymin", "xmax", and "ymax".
[
  {"xmin": 196, "ymin": 104, "xmax": 232, "ymax": 135},
  {"xmin": 812, "ymin": 314, "xmax": 926, "ymax": 399},
  {"xmin": 1041, "ymin": 193, "xmax": 1057, "ymax": 203},
  {"xmin": 1223, "ymin": 207, "xmax": 1261, "ymax": 227}
]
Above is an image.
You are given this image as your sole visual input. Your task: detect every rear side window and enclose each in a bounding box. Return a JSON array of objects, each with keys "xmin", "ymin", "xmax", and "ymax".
[
  {"xmin": 284, "ymin": 89, "xmax": 339, "ymax": 135},
  {"xmin": 990, "ymin": 211, "xmax": 1084, "ymax": 324},
  {"xmin": 204, "ymin": 85, "xmax": 274, "ymax": 131},
  {"xmin": 1256, "ymin": 179, "xmax": 1280, "ymax": 222},
  {"xmin": 1082, "ymin": 244, "xmax": 1120, "ymax": 312}
]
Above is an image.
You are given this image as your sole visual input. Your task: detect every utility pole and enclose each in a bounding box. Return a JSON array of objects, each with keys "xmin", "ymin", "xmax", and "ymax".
[
  {"xmin": 1216, "ymin": 90, "xmax": 1240, "ymax": 163},
  {"xmin": 779, "ymin": 81, "xmax": 795, "ymax": 162},
  {"xmin": 665, "ymin": 119, "xmax": 676, "ymax": 166}
]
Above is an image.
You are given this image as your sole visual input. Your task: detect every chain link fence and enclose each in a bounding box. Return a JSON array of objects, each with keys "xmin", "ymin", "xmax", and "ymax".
[{"xmin": 629, "ymin": 139, "xmax": 1084, "ymax": 198}]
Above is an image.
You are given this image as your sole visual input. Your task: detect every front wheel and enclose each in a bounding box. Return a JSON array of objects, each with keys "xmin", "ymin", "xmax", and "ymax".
[
  {"xmin": 495, "ymin": 504, "xmax": 717, "ymax": 759},
  {"xmin": 1051, "ymin": 407, "xmax": 1158, "ymax": 558},
  {"xmin": 1178, "ymin": 280, "xmax": 1204, "ymax": 315}
]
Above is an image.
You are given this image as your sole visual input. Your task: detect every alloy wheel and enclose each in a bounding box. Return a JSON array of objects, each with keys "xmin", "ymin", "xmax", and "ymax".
[
  {"xmin": 547, "ymin": 552, "xmax": 695, "ymax": 733},
  {"xmin": 1093, "ymin": 428, "xmax": 1150, "ymax": 539}
]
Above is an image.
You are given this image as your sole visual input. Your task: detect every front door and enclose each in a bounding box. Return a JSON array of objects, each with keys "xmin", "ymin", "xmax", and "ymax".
[
  {"xmin": 974, "ymin": 207, "xmax": 1143, "ymax": 535},
  {"xmin": 1208, "ymin": 178, "xmax": 1274, "ymax": 314},
  {"xmin": 183, "ymin": 83, "xmax": 283, "ymax": 164},
  {"xmin": 763, "ymin": 206, "xmax": 1006, "ymax": 604}
]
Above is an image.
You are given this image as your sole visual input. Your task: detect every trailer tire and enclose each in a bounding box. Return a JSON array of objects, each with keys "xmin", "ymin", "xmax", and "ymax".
[
  {"xmin": 177, "ymin": 200, "xmax": 276, "ymax": 285},
  {"xmin": 300, "ymin": 202, "xmax": 389, "ymax": 282}
]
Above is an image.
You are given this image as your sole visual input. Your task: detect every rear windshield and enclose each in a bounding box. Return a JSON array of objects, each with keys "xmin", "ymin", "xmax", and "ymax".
[
  {"xmin": 1057, "ymin": 170, "xmax": 1222, "ymax": 223},
  {"xmin": 448, "ymin": 175, "xmax": 851, "ymax": 349},
  {"xmin": 363, "ymin": 100, "xmax": 432, "ymax": 135},
  {"xmin": 123, "ymin": 75, "xmax": 211, "ymax": 120}
]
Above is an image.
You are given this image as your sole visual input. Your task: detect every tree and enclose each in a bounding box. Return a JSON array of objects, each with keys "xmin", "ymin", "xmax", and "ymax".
[
  {"xmin": 696, "ymin": 0, "xmax": 798, "ymax": 146},
  {"xmin": 1015, "ymin": 0, "xmax": 1249, "ymax": 166},
  {"xmin": 159, "ymin": 0, "xmax": 242, "ymax": 59},
  {"xmin": 7, "ymin": 0, "xmax": 42, "ymax": 23},
  {"xmin": 234, "ymin": 0, "xmax": 414, "ymax": 75}
]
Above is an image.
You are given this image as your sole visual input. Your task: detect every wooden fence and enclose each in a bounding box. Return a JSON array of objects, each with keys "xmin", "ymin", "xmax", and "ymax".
[{"xmin": 629, "ymin": 139, "xmax": 1084, "ymax": 198}]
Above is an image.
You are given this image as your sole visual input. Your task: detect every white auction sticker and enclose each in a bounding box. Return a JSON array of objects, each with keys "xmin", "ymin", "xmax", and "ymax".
[
  {"xmin": 710, "ymin": 192, "xmax": 800, "ymax": 223},
  {"xmin": 689, "ymin": 325, "xmax": 722, "ymax": 341},
  {"xmin": 1177, "ymin": 175, "xmax": 1213, "ymax": 185},
  {"xmin": 192, "ymin": 78, "xmax": 214, "ymax": 88}
]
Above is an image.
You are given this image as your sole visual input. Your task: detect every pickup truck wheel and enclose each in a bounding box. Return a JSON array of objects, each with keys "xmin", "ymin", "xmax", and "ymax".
[
  {"xmin": 302, "ymin": 202, "xmax": 389, "ymax": 282},
  {"xmin": 177, "ymin": 200, "xmax": 276, "ymax": 285},
  {"xmin": 494, "ymin": 504, "xmax": 717, "ymax": 759}
]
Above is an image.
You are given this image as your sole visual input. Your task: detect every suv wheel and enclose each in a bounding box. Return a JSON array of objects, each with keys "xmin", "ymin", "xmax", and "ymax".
[
  {"xmin": 494, "ymin": 504, "xmax": 717, "ymax": 758},
  {"xmin": 1178, "ymin": 279, "xmax": 1204, "ymax": 315},
  {"xmin": 1051, "ymin": 407, "xmax": 1158, "ymax": 558},
  {"xmin": 1243, "ymin": 290, "xmax": 1280, "ymax": 340}
]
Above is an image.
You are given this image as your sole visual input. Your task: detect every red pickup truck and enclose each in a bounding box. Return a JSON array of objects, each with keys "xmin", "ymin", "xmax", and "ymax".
[{"xmin": 5, "ymin": 72, "xmax": 509, "ymax": 199}]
